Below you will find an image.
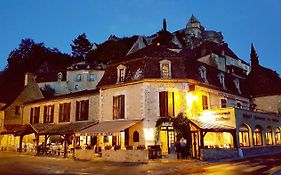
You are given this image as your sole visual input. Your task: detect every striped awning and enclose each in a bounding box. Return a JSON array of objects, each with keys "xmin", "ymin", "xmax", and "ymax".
[
  {"xmin": 78, "ymin": 120, "xmax": 141, "ymax": 136},
  {"xmin": 189, "ymin": 119, "xmax": 235, "ymax": 132}
]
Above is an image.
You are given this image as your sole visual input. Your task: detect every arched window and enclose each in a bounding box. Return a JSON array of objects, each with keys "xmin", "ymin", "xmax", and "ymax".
[
  {"xmin": 254, "ymin": 125, "xmax": 263, "ymax": 146},
  {"xmin": 133, "ymin": 131, "xmax": 139, "ymax": 142},
  {"xmin": 239, "ymin": 124, "xmax": 250, "ymax": 147},
  {"xmin": 266, "ymin": 126, "xmax": 273, "ymax": 145},
  {"xmin": 276, "ymin": 127, "xmax": 281, "ymax": 144},
  {"xmin": 57, "ymin": 72, "xmax": 63, "ymax": 82}
]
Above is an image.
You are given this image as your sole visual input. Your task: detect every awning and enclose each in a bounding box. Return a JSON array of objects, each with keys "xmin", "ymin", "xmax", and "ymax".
[
  {"xmin": 15, "ymin": 123, "xmax": 54, "ymax": 136},
  {"xmin": 0, "ymin": 124, "xmax": 25, "ymax": 135},
  {"xmin": 40, "ymin": 121, "xmax": 97, "ymax": 135},
  {"xmin": 189, "ymin": 119, "xmax": 235, "ymax": 132},
  {"xmin": 78, "ymin": 120, "xmax": 142, "ymax": 136}
]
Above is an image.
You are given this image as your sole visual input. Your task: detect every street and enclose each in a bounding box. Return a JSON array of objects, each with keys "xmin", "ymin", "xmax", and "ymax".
[{"xmin": 0, "ymin": 152, "xmax": 281, "ymax": 175}]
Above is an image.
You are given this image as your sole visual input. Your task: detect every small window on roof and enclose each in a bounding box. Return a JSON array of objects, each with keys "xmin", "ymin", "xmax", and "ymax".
[
  {"xmin": 159, "ymin": 59, "xmax": 171, "ymax": 79},
  {"xmin": 117, "ymin": 65, "xmax": 127, "ymax": 83},
  {"xmin": 217, "ymin": 73, "xmax": 226, "ymax": 89},
  {"xmin": 57, "ymin": 72, "xmax": 63, "ymax": 82},
  {"xmin": 198, "ymin": 66, "xmax": 208, "ymax": 83},
  {"xmin": 234, "ymin": 79, "xmax": 241, "ymax": 94}
]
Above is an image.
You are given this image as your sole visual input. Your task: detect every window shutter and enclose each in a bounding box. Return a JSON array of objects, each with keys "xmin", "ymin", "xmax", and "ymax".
[
  {"xmin": 168, "ymin": 92, "xmax": 175, "ymax": 117},
  {"xmin": 43, "ymin": 106, "xmax": 47, "ymax": 123},
  {"xmin": 113, "ymin": 96, "xmax": 117, "ymax": 119},
  {"xmin": 84, "ymin": 100, "xmax": 89, "ymax": 120},
  {"xmin": 66, "ymin": 103, "xmax": 71, "ymax": 122},
  {"xmin": 30, "ymin": 108, "xmax": 34, "ymax": 124},
  {"xmin": 51, "ymin": 105, "xmax": 54, "ymax": 123},
  {"xmin": 59, "ymin": 104, "xmax": 63, "ymax": 122},
  {"xmin": 159, "ymin": 91, "xmax": 168, "ymax": 117},
  {"xmin": 76, "ymin": 101, "xmax": 80, "ymax": 121},
  {"xmin": 120, "ymin": 95, "xmax": 125, "ymax": 119}
]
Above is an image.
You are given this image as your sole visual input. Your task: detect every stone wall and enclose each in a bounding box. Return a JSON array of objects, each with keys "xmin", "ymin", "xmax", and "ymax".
[
  {"xmin": 253, "ymin": 95, "xmax": 281, "ymax": 114},
  {"xmin": 241, "ymin": 145, "xmax": 281, "ymax": 158},
  {"xmin": 201, "ymin": 148, "xmax": 239, "ymax": 161},
  {"xmin": 102, "ymin": 149, "xmax": 149, "ymax": 163}
]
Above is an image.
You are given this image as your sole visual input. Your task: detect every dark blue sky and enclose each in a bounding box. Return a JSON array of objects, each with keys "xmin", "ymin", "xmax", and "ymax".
[{"xmin": 0, "ymin": 0, "xmax": 281, "ymax": 74}]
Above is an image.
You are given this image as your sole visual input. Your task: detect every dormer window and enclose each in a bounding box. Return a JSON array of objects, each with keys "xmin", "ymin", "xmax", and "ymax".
[
  {"xmin": 217, "ymin": 73, "xmax": 226, "ymax": 89},
  {"xmin": 198, "ymin": 66, "xmax": 208, "ymax": 83},
  {"xmin": 57, "ymin": 72, "xmax": 63, "ymax": 82},
  {"xmin": 233, "ymin": 79, "xmax": 241, "ymax": 94},
  {"xmin": 160, "ymin": 59, "xmax": 171, "ymax": 79},
  {"xmin": 117, "ymin": 64, "xmax": 127, "ymax": 83}
]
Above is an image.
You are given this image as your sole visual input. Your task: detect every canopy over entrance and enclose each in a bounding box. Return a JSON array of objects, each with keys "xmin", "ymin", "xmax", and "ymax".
[
  {"xmin": 78, "ymin": 120, "xmax": 142, "ymax": 136},
  {"xmin": 189, "ymin": 119, "xmax": 235, "ymax": 132}
]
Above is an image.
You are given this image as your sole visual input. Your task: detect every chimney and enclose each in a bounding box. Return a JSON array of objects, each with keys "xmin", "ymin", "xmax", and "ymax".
[{"xmin": 24, "ymin": 73, "xmax": 34, "ymax": 86}]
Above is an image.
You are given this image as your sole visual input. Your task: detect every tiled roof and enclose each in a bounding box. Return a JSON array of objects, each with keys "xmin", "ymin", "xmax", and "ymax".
[
  {"xmin": 189, "ymin": 119, "xmax": 235, "ymax": 131},
  {"xmin": 1, "ymin": 124, "xmax": 25, "ymax": 134},
  {"xmin": 24, "ymin": 89, "xmax": 99, "ymax": 105},
  {"xmin": 40, "ymin": 121, "xmax": 97, "ymax": 135},
  {"xmin": 35, "ymin": 70, "xmax": 66, "ymax": 83},
  {"xmin": 98, "ymin": 49, "xmax": 248, "ymax": 97},
  {"xmin": 246, "ymin": 65, "xmax": 281, "ymax": 97}
]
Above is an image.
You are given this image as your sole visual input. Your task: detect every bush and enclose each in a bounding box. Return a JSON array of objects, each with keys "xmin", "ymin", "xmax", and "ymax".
[
  {"xmin": 126, "ymin": 145, "xmax": 133, "ymax": 150},
  {"xmin": 105, "ymin": 145, "xmax": 112, "ymax": 150},
  {"xmin": 114, "ymin": 145, "xmax": 121, "ymax": 151},
  {"xmin": 137, "ymin": 145, "xmax": 146, "ymax": 150}
]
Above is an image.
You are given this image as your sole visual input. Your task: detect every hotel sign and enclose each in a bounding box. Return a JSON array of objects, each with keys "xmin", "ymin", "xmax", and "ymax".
[
  {"xmin": 214, "ymin": 111, "xmax": 231, "ymax": 121},
  {"xmin": 243, "ymin": 113, "xmax": 279, "ymax": 122}
]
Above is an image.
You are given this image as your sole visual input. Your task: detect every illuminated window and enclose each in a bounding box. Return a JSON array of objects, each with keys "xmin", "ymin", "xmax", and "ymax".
[
  {"xmin": 198, "ymin": 66, "xmax": 208, "ymax": 83},
  {"xmin": 88, "ymin": 74, "xmax": 95, "ymax": 81},
  {"xmin": 117, "ymin": 65, "xmax": 127, "ymax": 83},
  {"xmin": 59, "ymin": 103, "xmax": 71, "ymax": 122},
  {"xmin": 239, "ymin": 124, "xmax": 250, "ymax": 147},
  {"xmin": 276, "ymin": 127, "xmax": 281, "ymax": 144},
  {"xmin": 159, "ymin": 91, "xmax": 174, "ymax": 117},
  {"xmin": 43, "ymin": 105, "xmax": 54, "ymax": 123},
  {"xmin": 266, "ymin": 126, "xmax": 273, "ymax": 145},
  {"xmin": 76, "ymin": 74, "xmax": 82, "ymax": 82},
  {"xmin": 30, "ymin": 107, "xmax": 40, "ymax": 124},
  {"xmin": 217, "ymin": 73, "xmax": 226, "ymax": 89},
  {"xmin": 253, "ymin": 125, "xmax": 263, "ymax": 146},
  {"xmin": 202, "ymin": 95, "xmax": 208, "ymax": 110},
  {"xmin": 133, "ymin": 131, "xmax": 139, "ymax": 142},
  {"xmin": 220, "ymin": 99, "xmax": 227, "ymax": 108},
  {"xmin": 76, "ymin": 100, "xmax": 89, "ymax": 121},
  {"xmin": 159, "ymin": 59, "xmax": 171, "ymax": 79},
  {"xmin": 113, "ymin": 95, "xmax": 125, "ymax": 119}
]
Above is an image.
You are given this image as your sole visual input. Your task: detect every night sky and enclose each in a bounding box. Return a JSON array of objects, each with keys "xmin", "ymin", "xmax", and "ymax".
[{"xmin": 0, "ymin": 0, "xmax": 280, "ymax": 74}]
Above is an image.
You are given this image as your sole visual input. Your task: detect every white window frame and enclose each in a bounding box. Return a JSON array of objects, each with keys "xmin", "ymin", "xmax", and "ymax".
[
  {"xmin": 159, "ymin": 59, "xmax": 172, "ymax": 79},
  {"xmin": 198, "ymin": 66, "xmax": 208, "ymax": 83},
  {"xmin": 117, "ymin": 64, "xmax": 127, "ymax": 83},
  {"xmin": 217, "ymin": 73, "xmax": 226, "ymax": 89}
]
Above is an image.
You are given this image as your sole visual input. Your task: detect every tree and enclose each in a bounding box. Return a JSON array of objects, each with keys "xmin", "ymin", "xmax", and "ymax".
[
  {"xmin": 70, "ymin": 33, "xmax": 93, "ymax": 60},
  {"xmin": 163, "ymin": 18, "xmax": 167, "ymax": 32}
]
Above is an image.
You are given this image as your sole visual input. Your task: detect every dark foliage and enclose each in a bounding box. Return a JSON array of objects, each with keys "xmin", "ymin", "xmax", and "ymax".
[
  {"xmin": 86, "ymin": 36, "xmax": 138, "ymax": 63},
  {"xmin": 0, "ymin": 39, "xmax": 72, "ymax": 103},
  {"xmin": 40, "ymin": 84, "xmax": 55, "ymax": 98},
  {"xmin": 152, "ymin": 30, "xmax": 173, "ymax": 46},
  {"xmin": 70, "ymin": 33, "xmax": 93, "ymax": 60}
]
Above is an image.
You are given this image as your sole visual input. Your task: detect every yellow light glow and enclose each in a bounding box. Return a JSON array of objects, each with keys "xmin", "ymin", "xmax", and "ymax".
[
  {"xmin": 186, "ymin": 92, "xmax": 198, "ymax": 107},
  {"xmin": 198, "ymin": 110, "xmax": 216, "ymax": 123},
  {"xmin": 143, "ymin": 128, "xmax": 155, "ymax": 145}
]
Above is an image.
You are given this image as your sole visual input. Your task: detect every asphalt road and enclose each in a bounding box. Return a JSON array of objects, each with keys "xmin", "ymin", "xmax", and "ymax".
[
  {"xmin": 0, "ymin": 152, "xmax": 280, "ymax": 175},
  {"xmin": 166, "ymin": 153, "xmax": 281, "ymax": 175}
]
